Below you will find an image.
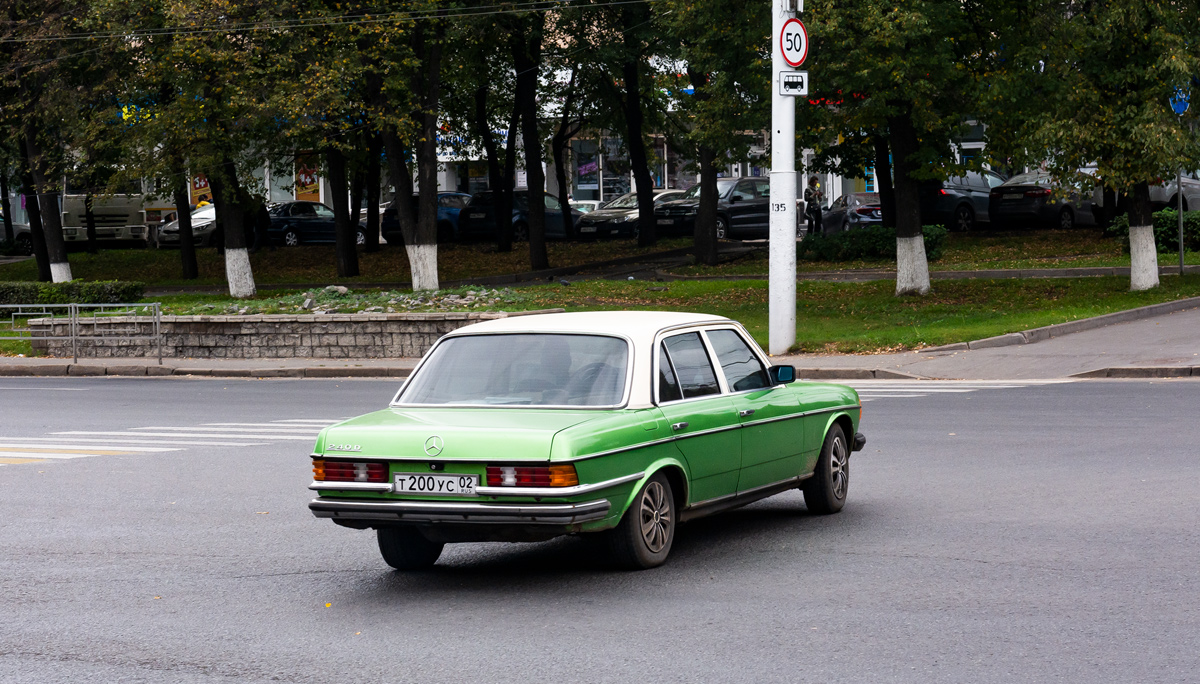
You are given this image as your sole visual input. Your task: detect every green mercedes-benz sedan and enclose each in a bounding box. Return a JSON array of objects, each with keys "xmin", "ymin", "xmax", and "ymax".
[{"xmin": 308, "ymin": 311, "xmax": 864, "ymax": 570}]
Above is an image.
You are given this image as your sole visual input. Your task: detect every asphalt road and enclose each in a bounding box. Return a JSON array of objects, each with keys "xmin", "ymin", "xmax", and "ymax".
[{"xmin": 1, "ymin": 377, "xmax": 1198, "ymax": 683}]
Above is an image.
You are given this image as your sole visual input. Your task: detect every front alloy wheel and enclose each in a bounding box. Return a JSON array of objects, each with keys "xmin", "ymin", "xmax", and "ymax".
[
  {"xmin": 715, "ymin": 217, "xmax": 728, "ymax": 240},
  {"xmin": 607, "ymin": 472, "xmax": 675, "ymax": 569},
  {"xmin": 802, "ymin": 423, "xmax": 849, "ymax": 514},
  {"xmin": 283, "ymin": 229, "xmax": 299, "ymax": 247},
  {"xmin": 954, "ymin": 205, "xmax": 975, "ymax": 231}
]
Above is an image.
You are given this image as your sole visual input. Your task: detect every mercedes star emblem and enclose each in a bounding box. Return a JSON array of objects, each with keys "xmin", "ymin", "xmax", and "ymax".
[{"xmin": 424, "ymin": 435, "xmax": 444, "ymax": 456}]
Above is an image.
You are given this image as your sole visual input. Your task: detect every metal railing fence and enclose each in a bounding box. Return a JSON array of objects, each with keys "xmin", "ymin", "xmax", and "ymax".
[{"xmin": 0, "ymin": 302, "xmax": 162, "ymax": 363}]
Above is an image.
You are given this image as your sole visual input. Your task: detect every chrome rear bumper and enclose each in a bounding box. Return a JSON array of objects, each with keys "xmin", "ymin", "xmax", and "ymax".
[{"xmin": 309, "ymin": 497, "xmax": 612, "ymax": 525}]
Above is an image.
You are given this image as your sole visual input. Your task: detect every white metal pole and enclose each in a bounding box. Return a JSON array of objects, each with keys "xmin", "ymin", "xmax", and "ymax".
[
  {"xmin": 1180, "ymin": 167, "xmax": 1185, "ymax": 276},
  {"xmin": 768, "ymin": 0, "xmax": 797, "ymax": 355}
]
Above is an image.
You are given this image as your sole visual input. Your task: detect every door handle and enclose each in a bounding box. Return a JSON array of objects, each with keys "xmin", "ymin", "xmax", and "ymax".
[
  {"xmin": 738, "ymin": 409, "xmax": 756, "ymax": 417},
  {"xmin": 671, "ymin": 422, "xmax": 689, "ymax": 431}
]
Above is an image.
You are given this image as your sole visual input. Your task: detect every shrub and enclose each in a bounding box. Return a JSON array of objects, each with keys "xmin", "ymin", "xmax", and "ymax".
[
  {"xmin": 0, "ymin": 280, "xmax": 146, "ymax": 305},
  {"xmin": 1103, "ymin": 210, "xmax": 1200, "ymax": 253},
  {"xmin": 798, "ymin": 224, "xmax": 948, "ymax": 262}
]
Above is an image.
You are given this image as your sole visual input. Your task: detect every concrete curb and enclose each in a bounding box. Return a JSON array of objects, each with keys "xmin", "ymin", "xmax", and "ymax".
[
  {"xmin": 0, "ymin": 365, "xmax": 413, "ymax": 379},
  {"xmin": 1071, "ymin": 366, "xmax": 1198, "ymax": 378},
  {"xmin": 922, "ymin": 296, "xmax": 1200, "ymax": 353},
  {"xmin": 659, "ymin": 264, "xmax": 1200, "ymax": 283}
]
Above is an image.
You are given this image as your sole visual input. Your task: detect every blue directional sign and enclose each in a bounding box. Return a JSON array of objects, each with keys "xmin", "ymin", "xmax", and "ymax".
[{"xmin": 1170, "ymin": 87, "xmax": 1189, "ymax": 116}]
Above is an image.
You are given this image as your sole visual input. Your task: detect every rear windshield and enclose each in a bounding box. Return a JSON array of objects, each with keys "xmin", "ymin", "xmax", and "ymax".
[{"xmin": 397, "ymin": 333, "xmax": 629, "ymax": 407}]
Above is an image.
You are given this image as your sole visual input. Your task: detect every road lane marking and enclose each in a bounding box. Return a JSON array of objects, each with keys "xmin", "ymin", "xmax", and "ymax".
[
  {"xmin": 0, "ymin": 457, "xmax": 46, "ymax": 465},
  {"xmin": 0, "ymin": 437, "xmax": 268, "ymax": 447},
  {"xmin": 131, "ymin": 426, "xmax": 321, "ymax": 434},
  {"xmin": 0, "ymin": 387, "xmax": 88, "ymax": 391},
  {"xmin": 0, "ymin": 451, "xmax": 89, "ymax": 459},
  {"xmin": 53, "ymin": 431, "xmax": 319, "ymax": 440},
  {"xmin": 0, "ymin": 445, "xmax": 180, "ymax": 454}
]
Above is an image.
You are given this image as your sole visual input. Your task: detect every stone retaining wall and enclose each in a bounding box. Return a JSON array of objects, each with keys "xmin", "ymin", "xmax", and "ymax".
[{"xmin": 29, "ymin": 311, "xmax": 522, "ymax": 359}]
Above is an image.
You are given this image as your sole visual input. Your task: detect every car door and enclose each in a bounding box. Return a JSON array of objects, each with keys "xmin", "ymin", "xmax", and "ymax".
[
  {"xmin": 702, "ymin": 328, "xmax": 804, "ymax": 493},
  {"xmin": 824, "ymin": 194, "xmax": 847, "ymax": 231},
  {"xmin": 543, "ymin": 193, "xmax": 567, "ymax": 238},
  {"xmin": 312, "ymin": 203, "xmax": 337, "ymax": 243},
  {"xmin": 727, "ymin": 180, "xmax": 759, "ymax": 234},
  {"xmin": 286, "ymin": 202, "xmax": 317, "ymax": 242},
  {"xmin": 747, "ymin": 179, "xmax": 772, "ymax": 237},
  {"xmin": 654, "ymin": 332, "xmax": 741, "ymax": 505}
]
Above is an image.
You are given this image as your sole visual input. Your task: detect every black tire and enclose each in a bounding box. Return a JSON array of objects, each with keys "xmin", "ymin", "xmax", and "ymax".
[
  {"xmin": 953, "ymin": 204, "xmax": 975, "ymax": 232},
  {"xmin": 513, "ymin": 222, "xmax": 529, "ymax": 242},
  {"xmin": 1057, "ymin": 207, "xmax": 1075, "ymax": 230},
  {"xmin": 606, "ymin": 472, "xmax": 675, "ymax": 569},
  {"xmin": 841, "ymin": 217, "xmax": 850, "ymax": 233},
  {"xmin": 377, "ymin": 527, "xmax": 444, "ymax": 570},
  {"xmin": 802, "ymin": 423, "xmax": 849, "ymax": 515},
  {"xmin": 14, "ymin": 234, "xmax": 32, "ymax": 256},
  {"xmin": 436, "ymin": 221, "xmax": 455, "ymax": 243},
  {"xmin": 715, "ymin": 216, "xmax": 728, "ymax": 240},
  {"xmin": 282, "ymin": 229, "xmax": 300, "ymax": 247}
]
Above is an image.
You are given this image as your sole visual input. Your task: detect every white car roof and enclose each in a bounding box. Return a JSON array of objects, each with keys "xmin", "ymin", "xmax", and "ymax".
[{"xmin": 437, "ymin": 311, "xmax": 752, "ymax": 409}]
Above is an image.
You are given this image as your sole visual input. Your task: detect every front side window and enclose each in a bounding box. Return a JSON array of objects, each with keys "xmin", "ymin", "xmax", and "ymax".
[
  {"xmin": 661, "ymin": 332, "xmax": 720, "ymax": 399},
  {"xmin": 398, "ymin": 334, "xmax": 628, "ymax": 407},
  {"xmin": 313, "ymin": 204, "xmax": 335, "ymax": 219},
  {"xmin": 291, "ymin": 203, "xmax": 316, "ymax": 217},
  {"xmin": 732, "ymin": 181, "xmax": 755, "ymax": 201},
  {"xmin": 706, "ymin": 329, "xmax": 770, "ymax": 392},
  {"xmin": 753, "ymin": 180, "xmax": 771, "ymax": 197},
  {"xmin": 544, "ymin": 194, "xmax": 563, "ymax": 210}
]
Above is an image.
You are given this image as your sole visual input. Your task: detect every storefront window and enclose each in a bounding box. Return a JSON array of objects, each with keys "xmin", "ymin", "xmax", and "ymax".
[
  {"xmin": 572, "ymin": 139, "xmax": 599, "ymax": 201},
  {"xmin": 601, "ymin": 137, "xmax": 631, "ymax": 201}
]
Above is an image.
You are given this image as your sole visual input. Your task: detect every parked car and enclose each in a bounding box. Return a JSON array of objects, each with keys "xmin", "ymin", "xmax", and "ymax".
[
  {"xmin": 269, "ymin": 201, "xmax": 366, "ymax": 246},
  {"xmin": 377, "ymin": 192, "xmax": 472, "ymax": 245},
  {"xmin": 654, "ymin": 177, "xmax": 772, "ymax": 240},
  {"xmin": 1150, "ymin": 172, "xmax": 1200, "ymax": 212},
  {"xmin": 921, "ymin": 170, "xmax": 1008, "ymax": 231},
  {"xmin": 456, "ymin": 190, "xmax": 581, "ymax": 242},
  {"xmin": 821, "ymin": 192, "xmax": 883, "ymax": 234},
  {"xmin": 307, "ymin": 311, "xmax": 865, "ymax": 570},
  {"xmin": 575, "ymin": 190, "xmax": 689, "ymax": 239},
  {"xmin": 989, "ymin": 172, "xmax": 1098, "ymax": 230},
  {"xmin": 155, "ymin": 205, "xmax": 219, "ymax": 248}
]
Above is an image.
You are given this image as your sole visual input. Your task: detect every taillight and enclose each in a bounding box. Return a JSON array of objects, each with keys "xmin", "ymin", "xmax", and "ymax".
[
  {"xmin": 938, "ymin": 189, "xmax": 949, "ymax": 196},
  {"xmin": 486, "ymin": 464, "xmax": 579, "ymax": 487},
  {"xmin": 313, "ymin": 459, "xmax": 388, "ymax": 483},
  {"xmin": 855, "ymin": 206, "xmax": 879, "ymax": 216},
  {"xmin": 1024, "ymin": 188, "xmax": 1051, "ymax": 197}
]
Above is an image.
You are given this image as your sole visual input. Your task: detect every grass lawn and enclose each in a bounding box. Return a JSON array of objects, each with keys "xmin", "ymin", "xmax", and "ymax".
[
  {"xmin": 149, "ymin": 274, "xmax": 1200, "ymax": 354},
  {"xmin": 669, "ymin": 229, "xmax": 1200, "ymax": 276},
  {"xmin": 0, "ymin": 238, "xmax": 693, "ymax": 288}
]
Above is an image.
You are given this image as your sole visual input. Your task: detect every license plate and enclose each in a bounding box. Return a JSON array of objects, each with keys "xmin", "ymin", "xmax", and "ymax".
[
  {"xmin": 470, "ymin": 213, "xmax": 485, "ymax": 219},
  {"xmin": 1003, "ymin": 193, "xmax": 1021, "ymax": 200},
  {"xmin": 393, "ymin": 472, "xmax": 479, "ymax": 496},
  {"xmin": 580, "ymin": 225, "xmax": 597, "ymax": 233},
  {"xmin": 657, "ymin": 219, "xmax": 673, "ymax": 225}
]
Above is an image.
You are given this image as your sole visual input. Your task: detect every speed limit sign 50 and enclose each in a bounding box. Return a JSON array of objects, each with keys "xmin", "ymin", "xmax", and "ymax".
[{"xmin": 780, "ymin": 18, "xmax": 808, "ymax": 67}]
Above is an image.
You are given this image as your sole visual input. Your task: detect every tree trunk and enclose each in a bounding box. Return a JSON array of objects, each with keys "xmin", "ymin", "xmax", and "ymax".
[
  {"xmin": 19, "ymin": 161, "xmax": 51, "ymax": 282},
  {"xmin": 23, "ymin": 130, "xmax": 71, "ymax": 282},
  {"xmin": 1128, "ymin": 181, "xmax": 1158, "ymax": 291},
  {"xmin": 552, "ymin": 69, "xmax": 580, "ymax": 240},
  {"xmin": 408, "ymin": 21, "xmax": 444, "ymax": 291},
  {"xmin": 1, "ymin": 167, "xmax": 14, "ymax": 245},
  {"xmin": 84, "ymin": 191, "xmax": 98, "ymax": 254},
  {"xmin": 326, "ymin": 147, "xmax": 359, "ymax": 278},
  {"xmin": 364, "ymin": 133, "xmax": 381, "ymax": 252},
  {"xmin": 498, "ymin": 107, "xmax": 520, "ymax": 252},
  {"xmin": 379, "ymin": 128, "xmax": 415, "ymax": 245},
  {"xmin": 622, "ymin": 58, "xmax": 656, "ymax": 248},
  {"xmin": 171, "ymin": 179, "xmax": 198, "ymax": 279},
  {"xmin": 694, "ymin": 144, "xmax": 719, "ymax": 266},
  {"xmin": 513, "ymin": 17, "xmax": 548, "ymax": 271},
  {"xmin": 887, "ymin": 109, "xmax": 929, "ymax": 296},
  {"xmin": 872, "ymin": 133, "xmax": 895, "ymax": 229},
  {"xmin": 208, "ymin": 159, "xmax": 256, "ymax": 298}
]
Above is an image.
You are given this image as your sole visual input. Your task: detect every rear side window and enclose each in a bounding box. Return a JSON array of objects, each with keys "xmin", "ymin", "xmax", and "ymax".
[
  {"xmin": 706, "ymin": 329, "xmax": 770, "ymax": 392},
  {"xmin": 661, "ymin": 332, "xmax": 720, "ymax": 399},
  {"xmin": 314, "ymin": 204, "xmax": 335, "ymax": 219},
  {"xmin": 657, "ymin": 347, "xmax": 682, "ymax": 402},
  {"xmin": 291, "ymin": 203, "xmax": 316, "ymax": 217}
]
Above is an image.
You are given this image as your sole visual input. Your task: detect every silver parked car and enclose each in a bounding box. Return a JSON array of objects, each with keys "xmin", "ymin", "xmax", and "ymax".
[{"xmin": 155, "ymin": 205, "xmax": 218, "ymax": 248}]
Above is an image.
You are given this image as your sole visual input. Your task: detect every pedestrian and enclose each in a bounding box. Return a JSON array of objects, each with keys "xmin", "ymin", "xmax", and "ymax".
[{"xmin": 804, "ymin": 176, "xmax": 824, "ymax": 236}]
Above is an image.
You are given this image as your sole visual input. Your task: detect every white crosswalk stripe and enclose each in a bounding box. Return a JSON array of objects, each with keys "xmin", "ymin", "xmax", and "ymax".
[
  {"xmin": 842, "ymin": 379, "xmax": 1070, "ymax": 402},
  {"xmin": 0, "ymin": 418, "xmax": 342, "ymax": 466}
]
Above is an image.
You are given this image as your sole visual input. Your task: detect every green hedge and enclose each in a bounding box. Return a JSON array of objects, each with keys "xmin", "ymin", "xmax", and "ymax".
[
  {"xmin": 799, "ymin": 225, "xmax": 948, "ymax": 262},
  {"xmin": 1104, "ymin": 210, "xmax": 1200, "ymax": 253},
  {"xmin": 0, "ymin": 280, "xmax": 146, "ymax": 305}
]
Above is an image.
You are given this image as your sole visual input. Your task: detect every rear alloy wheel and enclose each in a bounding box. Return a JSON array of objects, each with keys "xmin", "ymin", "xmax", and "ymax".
[
  {"xmin": 377, "ymin": 526, "xmax": 444, "ymax": 570},
  {"xmin": 1058, "ymin": 207, "xmax": 1075, "ymax": 230},
  {"xmin": 802, "ymin": 423, "xmax": 849, "ymax": 515},
  {"xmin": 954, "ymin": 204, "xmax": 975, "ymax": 232},
  {"xmin": 282, "ymin": 229, "xmax": 299, "ymax": 247},
  {"xmin": 715, "ymin": 216, "xmax": 728, "ymax": 240},
  {"xmin": 356, "ymin": 228, "xmax": 367, "ymax": 246},
  {"xmin": 606, "ymin": 472, "xmax": 675, "ymax": 569},
  {"xmin": 513, "ymin": 222, "xmax": 529, "ymax": 242}
]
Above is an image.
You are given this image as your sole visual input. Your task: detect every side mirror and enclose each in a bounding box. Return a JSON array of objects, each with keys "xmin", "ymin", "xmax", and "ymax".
[
  {"xmin": 729, "ymin": 195, "xmax": 741, "ymax": 203},
  {"xmin": 769, "ymin": 365, "xmax": 795, "ymax": 384}
]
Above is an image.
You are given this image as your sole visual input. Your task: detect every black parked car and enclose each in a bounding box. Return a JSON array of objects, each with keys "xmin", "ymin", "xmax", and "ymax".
[
  {"xmin": 455, "ymin": 190, "xmax": 581, "ymax": 241},
  {"xmin": 268, "ymin": 201, "xmax": 366, "ymax": 246},
  {"xmin": 921, "ymin": 170, "xmax": 1008, "ymax": 231},
  {"xmin": 821, "ymin": 192, "xmax": 883, "ymax": 234},
  {"xmin": 654, "ymin": 177, "xmax": 772, "ymax": 240},
  {"xmin": 575, "ymin": 190, "xmax": 687, "ymax": 239},
  {"xmin": 989, "ymin": 172, "xmax": 1098, "ymax": 230}
]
